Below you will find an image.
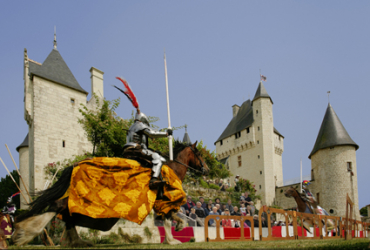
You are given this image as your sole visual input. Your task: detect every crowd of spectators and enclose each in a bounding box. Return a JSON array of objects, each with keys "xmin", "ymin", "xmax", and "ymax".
[{"xmin": 176, "ymin": 191, "xmax": 273, "ymax": 228}]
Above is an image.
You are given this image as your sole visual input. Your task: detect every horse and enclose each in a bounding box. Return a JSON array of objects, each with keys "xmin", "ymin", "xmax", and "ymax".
[
  {"xmin": 284, "ymin": 187, "xmax": 335, "ymax": 234},
  {"xmin": 12, "ymin": 141, "xmax": 209, "ymax": 247}
]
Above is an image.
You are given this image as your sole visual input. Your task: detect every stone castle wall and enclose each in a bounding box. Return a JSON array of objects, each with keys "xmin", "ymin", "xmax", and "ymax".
[{"xmin": 30, "ymin": 76, "xmax": 92, "ymax": 192}]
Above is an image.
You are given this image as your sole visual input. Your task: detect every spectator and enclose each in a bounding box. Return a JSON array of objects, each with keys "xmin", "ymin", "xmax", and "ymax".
[
  {"xmin": 246, "ymin": 205, "xmax": 252, "ymax": 216},
  {"xmin": 218, "ymin": 179, "xmax": 224, "ymax": 188},
  {"xmin": 188, "ymin": 208, "xmax": 198, "ymax": 227},
  {"xmin": 221, "ymin": 204, "xmax": 227, "ymax": 212},
  {"xmin": 226, "ymin": 199, "xmax": 233, "ymax": 212},
  {"xmin": 208, "ymin": 206, "xmax": 219, "ymax": 227},
  {"xmin": 240, "ymin": 191, "xmax": 254, "ymax": 206},
  {"xmin": 234, "ymin": 220, "xmax": 241, "ymax": 228},
  {"xmin": 199, "ymin": 197, "xmax": 207, "ymax": 209},
  {"xmin": 231, "ymin": 206, "xmax": 241, "ymax": 216},
  {"xmin": 221, "ymin": 209, "xmax": 232, "ymax": 227},
  {"xmin": 222, "ymin": 184, "xmax": 229, "ymax": 191},
  {"xmin": 205, "ymin": 203, "xmax": 213, "ymax": 216},
  {"xmin": 215, "ymin": 198, "xmax": 221, "ymax": 206},
  {"xmin": 261, "ymin": 217, "xmax": 268, "ymax": 228},
  {"xmin": 215, "ymin": 204, "xmax": 222, "ymax": 215},
  {"xmin": 207, "ymin": 199, "xmax": 214, "ymax": 208},
  {"xmin": 234, "ymin": 175, "xmax": 240, "ymax": 192},
  {"xmin": 253, "ymin": 215, "xmax": 259, "ymax": 227},
  {"xmin": 240, "ymin": 204, "xmax": 246, "ymax": 215},
  {"xmin": 181, "ymin": 196, "xmax": 195, "ymax": 216},
  {"xmin": 194, "ymin": 202, "xmax": 206, "ymax": 219}
]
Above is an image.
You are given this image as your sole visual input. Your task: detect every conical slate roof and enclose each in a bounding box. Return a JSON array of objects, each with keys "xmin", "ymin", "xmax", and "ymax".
[
  {"xmin": 215, "ymin": 99, "xmax": 254, "ymax": 143},
  {"xmin": 308, "ymin": 103, "xmax": 358, "ymax": 159},
  {"xmin": 29, "ymin": 49, "xmax": 87, "ymax": 94},
  {"xmin": 252, "ymin": 81, "xmax": 273, "ymax": 104},
  {"xmin": 16, "ymin": 134, "xmax": 29, "ymax": 152}
]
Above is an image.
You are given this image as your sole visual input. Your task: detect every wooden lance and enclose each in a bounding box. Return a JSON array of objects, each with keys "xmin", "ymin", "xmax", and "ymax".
[
  {"xmin": 5, "ymin": 144, "xmax": 32, "ymax": 202},
  {"xmin": 164, "ymin": 50, "xmax": 173, "ymax": 160},
  {"xmin": 0, "ymin": 157, "xmax": 28, "ymax": 203}
]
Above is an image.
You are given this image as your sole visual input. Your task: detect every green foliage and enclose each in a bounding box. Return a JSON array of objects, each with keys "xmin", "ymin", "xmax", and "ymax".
[
  {"xmin": 189, "ymin": 237, "xmax": 196, "ymax": 242},
  {"xmin": 208, "ymin": 183, "xmax": 220, "ymax": 190},
  {"xmin": 199, "ymin": 179, "xmax": 209, "ymax": 188},
  {"xmin": 0, "ymin": 170, "xmax": 20, "ymax": 208},
  {"xmin": 360, "ymin": 206, "xmax": 368, "ymax": 216},
  {"xmin": 118, "ymin": 227, "xmax": 142, "ymax": 243},
  {"xmin": 237, "ymin": 177, "xmax": 260, "ymax": 200},
  {"xmin": 183, "ymin": 140, "xmax": 230, "ymax": 185},
  {"xmin": 79, "ymin": 95, "xmax": 129, "ymax": 157}
]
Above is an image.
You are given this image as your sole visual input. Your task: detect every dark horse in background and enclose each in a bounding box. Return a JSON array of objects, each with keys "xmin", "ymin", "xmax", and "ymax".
[
  {"xmin": 12, "ymin": 141, "xmax": 209, "ymax": 247},
  {"xmin": 284, "ymin": 187, "xmax": 335, "ymax": 234}
]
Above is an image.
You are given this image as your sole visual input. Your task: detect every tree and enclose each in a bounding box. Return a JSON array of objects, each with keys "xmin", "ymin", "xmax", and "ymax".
[
  {"xmin": 0, "ymin": 170, "xmax": 20, "ymax": 208},
  {"xmin": 360, "ymin": 206, "xmax": 368, "ymax": 217}
]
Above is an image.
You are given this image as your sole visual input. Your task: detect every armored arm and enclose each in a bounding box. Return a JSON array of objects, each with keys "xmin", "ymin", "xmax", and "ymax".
[{"xmin": 143, "ymin": 128, "xmax": 168, "ymax": 138}]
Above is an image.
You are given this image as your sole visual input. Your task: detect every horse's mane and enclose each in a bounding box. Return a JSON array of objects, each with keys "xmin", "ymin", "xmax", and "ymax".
[{"xmin": 173, "ymin": 140, "xmax": 193, "ymax": 159}]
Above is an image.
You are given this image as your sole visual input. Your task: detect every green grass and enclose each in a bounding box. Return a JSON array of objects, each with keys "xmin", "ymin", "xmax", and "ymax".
[{"xmin": 8, "ymin": 238, "xmax": 369, "ymax": 249}]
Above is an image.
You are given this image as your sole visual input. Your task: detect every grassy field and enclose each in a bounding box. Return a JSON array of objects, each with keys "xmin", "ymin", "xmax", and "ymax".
[{"xmin": 8, "ymin": 238, "xmax": 370, "ymax": 249}]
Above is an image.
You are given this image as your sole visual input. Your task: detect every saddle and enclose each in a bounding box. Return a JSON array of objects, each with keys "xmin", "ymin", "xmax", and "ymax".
[{"xmin": 122, "ymin": 145, "xmax": 167, "ymax": 197}]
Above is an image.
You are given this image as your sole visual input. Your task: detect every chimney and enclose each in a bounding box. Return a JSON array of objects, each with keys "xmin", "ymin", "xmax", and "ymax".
[
  {"xmin": 90, "ymin": 67, "xmax": 104, "ymax": 98},
  {"xmin": 232, "ymin": 104, "xmax": 240, "ymax": 117}
]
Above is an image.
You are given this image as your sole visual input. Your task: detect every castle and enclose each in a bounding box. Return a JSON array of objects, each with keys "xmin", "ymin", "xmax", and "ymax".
[
  {"xmin": 16, "ymin": 38, "xmax": 105, "ymax": 208},
  {"xmin": 215, "ymin": 81, "xmax": 360, "ymax": 219},
  {"xmin": 15, "ymin": 37, "xmax": 360, "ymax": 218}
]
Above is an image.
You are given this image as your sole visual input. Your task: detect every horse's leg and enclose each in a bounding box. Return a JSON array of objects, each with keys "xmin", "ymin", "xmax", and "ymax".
[
  {"xmin": 64, "ymin": 223, "xmax": 93, "ymax": 248},
  {"xmin": 12, "ymin": 212, "xmax": 56, "ymax": 246},
  {"xmin": 60, "ymin": 207, "xmax": 93, "ymax": 248},
  {"xmin": 162, "ymin": 214, "xmax": 181, "ymax": 245},
  {"xmin": 170, "ymin": 211, "xmax": 185, "ymax": 232}
]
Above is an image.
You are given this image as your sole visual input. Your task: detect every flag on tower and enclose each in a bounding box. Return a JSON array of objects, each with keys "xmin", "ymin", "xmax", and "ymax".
[{"xmin": 260, "ymin": 75, "xmax": 267, "ymax": 81}]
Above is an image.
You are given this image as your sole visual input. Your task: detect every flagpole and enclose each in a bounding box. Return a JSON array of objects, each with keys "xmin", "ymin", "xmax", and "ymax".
[
  {"xmin": 300, "ymin": 157, "xmax": 303, "ymax": 192},
  {"xmin": 164, "ymin": 49, "xmax": 173, "ymax": 160}
]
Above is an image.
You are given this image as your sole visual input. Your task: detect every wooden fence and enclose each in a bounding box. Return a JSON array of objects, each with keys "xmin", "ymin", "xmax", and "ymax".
[{"xmin": 204, "ymin": 206, "xmax": 370, "ymax": 242}]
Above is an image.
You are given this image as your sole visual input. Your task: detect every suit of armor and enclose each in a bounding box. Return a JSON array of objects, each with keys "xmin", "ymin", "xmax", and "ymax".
[{"xmin": 124, "ymin": 112, "xmax": 170, "ymax": 180}]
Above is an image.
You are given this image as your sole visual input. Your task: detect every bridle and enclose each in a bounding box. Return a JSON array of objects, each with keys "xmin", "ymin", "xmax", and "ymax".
[{"xmin": 172, "ymin": 146, "xmax": 207, "ymax": 174}]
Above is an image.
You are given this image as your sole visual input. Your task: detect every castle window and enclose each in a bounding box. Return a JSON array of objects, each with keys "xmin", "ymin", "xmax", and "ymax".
[
  {"xmin": 258, "ymin": 155, "xmax": 260, "ymax": 159},
  {"xmin": 62, "ymin": 140, "xmax": 65, "ymax": 148},
  {"xmin": 259, "ymin": 185, "xmax": 262, "ymax": 189},
  {"xmin": 238, "ymin": 156, "xmax": 242, "ymax": 167},
  {"xmin": 246, "ymin": 127, "xmax": 250, "ymax": 134},
  {"xmin": 257, "ymin": 140, "xmax": 259, "ymax": 144},
  {"xmin": 258, "ymin": 126, "xmax": 260, "ymax": 131},
  {"xmin": 316, "ymin": 193, "xmax": 320, "ymax": 204},
  {"xmin": 235, "ymin": 132, "xmax": 241, "ymax": 139},
  {"xmin": 220, "ymin": 140, "xmax": 223, "ymax": 146},
  {"xmin": 256, "ymin": 110, "xmax": 258, "ymax": 114},
  {"xmin": 347, "ymin": 162, "xmax": 352, "ymax": 171},
  {"xmin": 330, "ymin": 147, "xmax": 334, "ymax": 149},
  {"xmin": 260, "ymin": 171, "xmax": 262, "ymax": 175},
  {"xmin": 70, "ymin": 98, "xmax": 75, "ymax": 104}
]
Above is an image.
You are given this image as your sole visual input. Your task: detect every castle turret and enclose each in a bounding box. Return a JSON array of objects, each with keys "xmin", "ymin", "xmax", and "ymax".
[
  {"xmin": 16, "ymin": 134, "xmax": 30, "ymax": 208},
  {"xmin": 309, "ymin": 103, "xmax": 360, "ymax": 219}
]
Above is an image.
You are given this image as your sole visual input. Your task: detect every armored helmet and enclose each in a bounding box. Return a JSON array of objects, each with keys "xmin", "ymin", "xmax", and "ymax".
[
  {"xmin": 302, "ymin": 180, "xmax": 311, "ymax": 189},
  {"xmin": 135, "ymin": 112, "xmax": 149, "ymax": 126}
]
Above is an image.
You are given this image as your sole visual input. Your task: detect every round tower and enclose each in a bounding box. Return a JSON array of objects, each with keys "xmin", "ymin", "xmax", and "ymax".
[
  {"xmin": 309, "ymin": 103, "xmax": 360, "ymax": 219},
  {"xmin": 16, "ymin": 133, "xmax": 30, "ymax": 209}
]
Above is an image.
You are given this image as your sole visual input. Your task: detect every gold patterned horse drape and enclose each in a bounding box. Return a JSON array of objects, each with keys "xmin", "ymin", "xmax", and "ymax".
[{"xmin": 65, "ymin": 157, "xmax": 186, "ymax": 225}]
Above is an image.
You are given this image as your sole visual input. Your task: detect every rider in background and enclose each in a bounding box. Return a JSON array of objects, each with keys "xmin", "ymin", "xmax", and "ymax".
[{"xmin": 301, "ymin": 180, "xmax": 320, "ymax": 214}]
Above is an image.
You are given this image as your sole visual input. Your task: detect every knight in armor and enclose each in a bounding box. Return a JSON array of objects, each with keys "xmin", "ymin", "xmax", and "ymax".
[
  {"xmin": 301, "ymin": 180, "xmax": 320, "ymax": 214},
  {"xmin": 114, "ymin": 77, "xmax": 173, "ymax": 189},
  {"xmin": 2, "ymin": 195, "xmax": 17, "ymax": 225}
]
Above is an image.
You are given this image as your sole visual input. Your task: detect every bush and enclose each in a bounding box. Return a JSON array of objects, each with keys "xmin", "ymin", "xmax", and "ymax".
[
  {"xmin": 199, "ymin": 179, "xmax": 209, "ymax": 188},
  {"xmin": 209, "ymin": 183, "xmax": 220, "ymax": 190}
]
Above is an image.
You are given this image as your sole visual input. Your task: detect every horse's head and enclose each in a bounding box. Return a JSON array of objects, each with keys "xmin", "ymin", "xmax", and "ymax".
[
  {"xmin": 187, "ymin": 141, "xmax": 209, "ymax": 176},
  {"xmin": 284, "ymin": 187, "xmax": 298, "ymax": 198}
]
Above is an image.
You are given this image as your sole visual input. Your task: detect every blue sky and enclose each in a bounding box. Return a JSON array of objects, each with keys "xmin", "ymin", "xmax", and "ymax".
[{"xmin": 0, "ymin": 1, "xmax": 369, "ymax": 209}]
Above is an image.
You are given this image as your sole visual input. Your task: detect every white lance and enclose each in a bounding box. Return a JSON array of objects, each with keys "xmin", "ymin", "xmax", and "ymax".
[{"xmin": 164, "ymin": 50, "xmax": 173, "ymax": 160}]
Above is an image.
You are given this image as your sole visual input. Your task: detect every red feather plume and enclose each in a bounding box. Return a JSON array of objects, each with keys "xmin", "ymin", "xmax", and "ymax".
[{"xmin": 115, "ymin": 77, "xmax": 139, "ymax": 110}]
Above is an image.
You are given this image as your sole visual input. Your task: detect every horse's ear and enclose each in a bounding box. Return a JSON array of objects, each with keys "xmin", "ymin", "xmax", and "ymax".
[{"xmin": 192, "ymin": 141, "xmax": 198, "ymax": 148}]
